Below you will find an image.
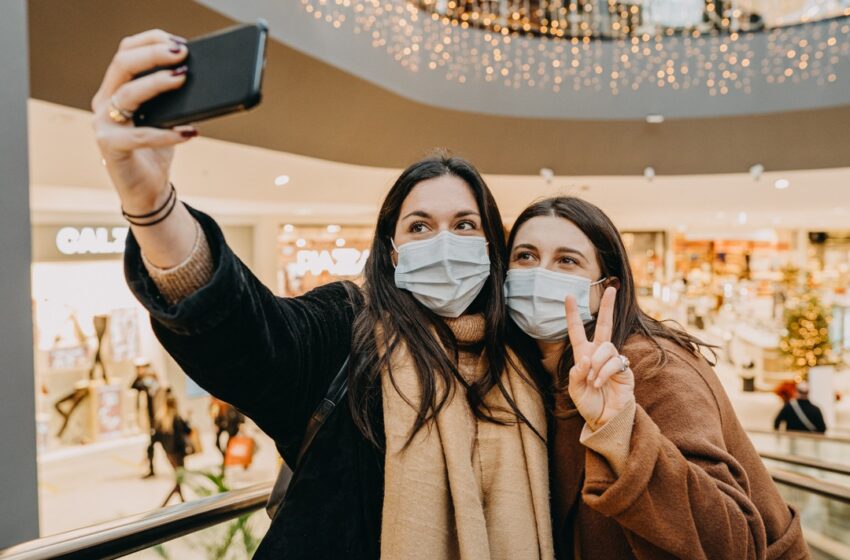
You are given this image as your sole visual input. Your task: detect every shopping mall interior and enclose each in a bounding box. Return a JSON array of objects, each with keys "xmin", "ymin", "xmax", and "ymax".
[{"xmin": 2, "ymin": 0, "xmax": 850, "ymax": 558}]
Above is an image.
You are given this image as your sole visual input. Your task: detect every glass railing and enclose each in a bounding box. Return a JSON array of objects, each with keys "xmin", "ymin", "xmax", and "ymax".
[
  {"xmin": 772, "ymin": 475, "xmax": 850, "ymax": 560},
  {"xmin": 748, "ymin": 429, "xmax": 850, "ymax": 467},
  {"xmin": 750, "ymin": 430, "xmax": 850, "ymax": 560},
  {"xmin": 0, "ymin": 482, "xmax": 272, "ymax": 560},
  {"xmin": 122, "ymin": 509, "xmax": 270, "ymax": 560}
]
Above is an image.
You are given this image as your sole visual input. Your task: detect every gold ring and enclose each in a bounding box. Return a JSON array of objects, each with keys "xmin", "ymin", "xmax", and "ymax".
[{"xmin": 108, "ymin": 95, "xmax": 134, "ymax": 124}]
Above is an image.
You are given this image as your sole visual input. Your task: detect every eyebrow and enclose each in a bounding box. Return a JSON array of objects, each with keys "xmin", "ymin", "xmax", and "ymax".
[
  {"xmin": 513, "ymin": 243, "xmax": 588, "ymax": 261},
  {"xmin": 401, "ymin": 209, "xmax": 480, "ymax": 221}
]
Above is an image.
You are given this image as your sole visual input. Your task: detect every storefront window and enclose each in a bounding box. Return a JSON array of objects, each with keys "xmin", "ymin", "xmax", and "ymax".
[
  {"xmin": 30, "ymin": 221, "xmax": 276, "ymax": 537},
  {"xmin": 621, "ymin": 231, "xmax": 666, "ymax": 294},
  {"xmin": 277, "ymin": 224, "xmax": 372, "ymax": 296}
]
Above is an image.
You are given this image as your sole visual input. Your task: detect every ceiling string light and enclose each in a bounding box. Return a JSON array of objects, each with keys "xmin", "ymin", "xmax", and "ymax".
[{"xmin": 301, "ymin": 0, "xmax": 850, "ymax": 95}]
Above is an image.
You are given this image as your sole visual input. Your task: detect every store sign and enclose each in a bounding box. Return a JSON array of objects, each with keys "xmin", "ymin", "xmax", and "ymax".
[
  {"xmin": 55, "ymin": 226, "xmax": 129, "ymax": 255},
  {"xmin": 288, "ymin": 248, "xmax": 370, "ymax": 277}
]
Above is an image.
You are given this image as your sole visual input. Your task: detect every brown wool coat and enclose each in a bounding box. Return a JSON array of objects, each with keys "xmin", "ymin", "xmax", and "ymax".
[{"xmin": 550, "ymin": 335, "xmax": 810, "ymax": 560}]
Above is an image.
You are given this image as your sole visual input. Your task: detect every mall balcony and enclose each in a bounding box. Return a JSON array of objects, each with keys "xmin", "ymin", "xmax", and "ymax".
[{"xmin": 1, "ymin": 1, "xmax": 849, "ymax": 559}]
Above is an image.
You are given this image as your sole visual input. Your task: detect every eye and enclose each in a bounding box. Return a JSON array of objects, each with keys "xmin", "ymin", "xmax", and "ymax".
[
  {"xmin": 558, "ymin": 255, "xmax": 579, "ymax": 266},
  {"xmin": 513, "ymin": 251, "xmax": 537, "ymax": 263},
  {"xmin": 409, "ymin": 221, "xmax": 431, "ymax": 234},
  {"xmin": 455, "ymin": 220, "xmax": 477, "ymax": 231}
]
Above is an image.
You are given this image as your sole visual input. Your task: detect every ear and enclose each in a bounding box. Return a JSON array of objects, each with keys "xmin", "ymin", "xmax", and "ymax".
[
  {"xmin": 606, "ymin": 277, "xmax": 622, "ymax": 290},
  {"xmin": 389, "ymin": 238, "xmax": 399, "ymax": 267}
]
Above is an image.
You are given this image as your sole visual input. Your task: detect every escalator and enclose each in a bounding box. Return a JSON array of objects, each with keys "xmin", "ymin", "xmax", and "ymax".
[
  {"xmin": 748, "ymin": 429, "xmax": 850, "ymax": 560},
  {"xmin": 1, "ymin": 431, "xmax": 848, "ymax": 559}
]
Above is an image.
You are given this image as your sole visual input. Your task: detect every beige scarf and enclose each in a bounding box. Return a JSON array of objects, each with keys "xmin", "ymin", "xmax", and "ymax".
[{"xmin": 380, "ymin": 314, "xmax": 554, "ymax": 560}]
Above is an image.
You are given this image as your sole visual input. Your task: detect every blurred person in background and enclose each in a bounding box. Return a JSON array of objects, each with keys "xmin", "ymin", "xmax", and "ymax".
[{"xmin": 774, "ymin": 382, "xmax": 827, "ymax": 434}]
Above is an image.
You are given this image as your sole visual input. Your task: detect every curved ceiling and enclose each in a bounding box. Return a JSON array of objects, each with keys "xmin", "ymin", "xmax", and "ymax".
[
  {"xmin": 199, "ymin": 0, "xmax": 850, "ymax": 119},
  {"xmin": 29, "ymin": 100, "xmax": 850, "ymax": 233},
  {"xmin": 27, "ymin": 0, "xmax": 850, "ymax": 175}
]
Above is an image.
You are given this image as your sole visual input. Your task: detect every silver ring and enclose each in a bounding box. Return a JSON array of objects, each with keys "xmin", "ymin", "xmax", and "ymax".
[
  {"xmin": 618, "ymin": 354, "xmax": 630, "ymax": 373},
  {"xmin": 108, "ymin": 95, "xmax": 134, "ymax": 124}
]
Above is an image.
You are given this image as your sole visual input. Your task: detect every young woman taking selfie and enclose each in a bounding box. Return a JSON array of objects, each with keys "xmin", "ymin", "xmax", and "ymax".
[
  {"xmin": 91, "ymin": 30, "xmax": 554, "ymax": 560},
  {"xmin": 505, "ymin": 196, "xmax": 808, "ymax": 559}
]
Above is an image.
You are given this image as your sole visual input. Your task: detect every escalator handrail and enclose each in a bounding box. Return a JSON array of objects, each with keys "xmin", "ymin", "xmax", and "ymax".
[
  {"xmin": 759, "ymin": 451, "xmax": 850, "ymax": 476},
  {"xmin": 769, "ymin": 467, "xmax": 850, "ymax": 504},
  {"xmin": 3, "ymin": 468, "xmax": 850, "ymax": 559},
  {"xmin": 747, "ymin": 428, "xmax": 850, "ymax": 444},
  {"xmin": 0, "ymin": 482, "xmax": 273, "ymax": 560}
]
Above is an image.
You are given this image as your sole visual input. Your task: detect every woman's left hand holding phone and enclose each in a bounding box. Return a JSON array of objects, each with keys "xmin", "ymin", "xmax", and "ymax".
[{"xmin": 565, "ymin": 288, "xmax": 636, "ymax": 431}]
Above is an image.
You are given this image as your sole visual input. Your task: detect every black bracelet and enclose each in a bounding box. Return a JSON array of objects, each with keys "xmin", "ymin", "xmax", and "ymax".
[
  {"xmin": 122, "ymin": 183, "xmax": 176, "ymax": 220},
  {"xmin": 124, "ymin": 190, "xmax": 180, "ymax": 227}
]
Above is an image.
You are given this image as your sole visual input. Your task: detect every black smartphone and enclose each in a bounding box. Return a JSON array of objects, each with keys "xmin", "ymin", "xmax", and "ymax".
[{"xmin": 133, "ymin": 21, "xmax": 268, "ymax": 128}]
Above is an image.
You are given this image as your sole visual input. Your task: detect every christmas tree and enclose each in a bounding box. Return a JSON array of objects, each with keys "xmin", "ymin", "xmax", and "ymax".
[{"xmin": 780, "ymin": 292, "xmax": 832, "ymax": 376}]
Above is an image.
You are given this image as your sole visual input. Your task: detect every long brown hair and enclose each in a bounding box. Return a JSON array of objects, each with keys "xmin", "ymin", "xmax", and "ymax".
[
  {"xmin": 507, "ymin": 196, "xmax": 714, "ymax": 387},
  {"xmin": 348, "ymin": 152, "xmax": 545, "ymax": 447}
]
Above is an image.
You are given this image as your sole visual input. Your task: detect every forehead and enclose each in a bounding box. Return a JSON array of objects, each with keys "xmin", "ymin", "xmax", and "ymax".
[
  {"xmin": 513, "ymin": 215, "xmax": 594, "ymax": 254},
  {"xmin": 400, "ymin": 175, "xmax": 478, "ymax": 216}
]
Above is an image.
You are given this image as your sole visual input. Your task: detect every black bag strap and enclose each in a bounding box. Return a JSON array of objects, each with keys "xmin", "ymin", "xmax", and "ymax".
[{"xmin": 266, "ymin": 356, "xmax": 350, "ymax": 519}]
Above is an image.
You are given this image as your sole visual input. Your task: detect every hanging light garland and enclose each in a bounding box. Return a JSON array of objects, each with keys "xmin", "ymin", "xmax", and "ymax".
[
  {"xmin": 408, "ymin": 1, "xmax": 766, "ymax": 40},
  {"xmin": 300, "ymin": 0, "xmax": 850, "ymax": 95}
]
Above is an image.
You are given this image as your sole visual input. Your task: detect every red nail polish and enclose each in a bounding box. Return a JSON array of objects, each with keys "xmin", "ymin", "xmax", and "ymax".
[
  {"xmin": 169, "ymin": 46, "xmax": 182, "ymax": 54},
  {"xmin": 180, "ymin": 129, "xmax": 198, "ymax": 138},
  {"xmin": 172, "ymin": 65, "xmax": 188, "ymax": 76}
]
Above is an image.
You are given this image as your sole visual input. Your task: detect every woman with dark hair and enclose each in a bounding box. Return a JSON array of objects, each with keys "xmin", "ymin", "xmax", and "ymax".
[
  {"xmin": 90, "ymin": 30, "xmax": 553, "ymax": 560},
  {"xmin": 505, "ymin": 196, "xmax": 807, "ymax": 559}
]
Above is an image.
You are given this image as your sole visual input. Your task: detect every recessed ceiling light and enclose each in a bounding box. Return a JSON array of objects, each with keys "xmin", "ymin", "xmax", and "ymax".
[
  {"xmin": 283, "ymin": 224, "xmax": 295, "ymax": 233},
  {"xmin": 327, "ymin": 224, "xmax": 341, "ymax": 233},
  {"xmin": 335, "ymin": 238, "xmax": 346, "ymax": 247},
  {"xmin": 646, "ymin": 114, "xmax": 664, "ymax": 124},
  {"xmin": 274, "ymin": 175, "xmax": 290, "ymax": 186},
  {"xmin": 295, "ymin": 238, "xmax": 306, "ymax": 248},
  {"xmin": 774, "ymin": 178, "xmax": 790, "ymax": 189}
]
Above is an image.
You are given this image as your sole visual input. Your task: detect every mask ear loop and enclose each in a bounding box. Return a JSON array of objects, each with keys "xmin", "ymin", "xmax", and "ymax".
[{"xmin": 389, "ymin": 238, "xmax": 399, "ymax": 270}]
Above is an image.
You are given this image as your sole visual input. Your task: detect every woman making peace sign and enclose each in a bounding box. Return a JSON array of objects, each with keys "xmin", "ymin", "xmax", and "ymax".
[{"xmin": 505, "ymin": 197, "xmax": 808, "ymax": 559}]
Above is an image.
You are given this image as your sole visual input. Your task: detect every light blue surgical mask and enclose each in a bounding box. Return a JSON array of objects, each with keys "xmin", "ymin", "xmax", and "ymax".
[
  {"xmin": 393, "ymin": 231, "xmax": 490, "ymax": 318},
  {"xmin": 505, "ymin": 267, "xmax": 606, "ymax": 341}
]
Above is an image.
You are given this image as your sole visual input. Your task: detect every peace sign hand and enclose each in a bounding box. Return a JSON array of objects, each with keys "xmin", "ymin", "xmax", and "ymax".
[{"xmin": 566, "ymin": 287, "xmax": 635, "ymax": 431}]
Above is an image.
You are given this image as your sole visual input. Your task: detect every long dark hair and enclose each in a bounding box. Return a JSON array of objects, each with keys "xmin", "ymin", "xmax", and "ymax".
[
  {"xmin": 348, "ymin": 152, "xmax": 544, "ymax": 446},
  {"xmin": 507, "ymin": 196, "xmax": 714, "ymax": 388}
]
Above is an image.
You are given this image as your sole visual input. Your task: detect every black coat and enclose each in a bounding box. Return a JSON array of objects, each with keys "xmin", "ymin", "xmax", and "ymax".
[
  {"xmin": 125, "ymin": 208, "xmax": 384, "ymax": 559},
  {"xmin": 773, "ymin": 398, "xmax": 827, "ymax": 433}
]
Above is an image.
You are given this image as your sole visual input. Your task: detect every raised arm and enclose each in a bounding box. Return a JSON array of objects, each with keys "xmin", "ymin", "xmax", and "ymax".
[
  {"xmin": 125, "ymin": 207, "xmax": 360, "ymax": 464},
  {"xmin": 89, "ymin": 29, "xmax": 363, "ymax": 462}
]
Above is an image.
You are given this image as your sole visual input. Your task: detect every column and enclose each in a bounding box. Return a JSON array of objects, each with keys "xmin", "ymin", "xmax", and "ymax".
[{"xmin": 0, "ymin": 0, "xmax": 40, "ymax": 547}]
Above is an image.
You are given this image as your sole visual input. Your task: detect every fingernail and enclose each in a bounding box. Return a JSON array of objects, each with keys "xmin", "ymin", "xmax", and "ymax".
[
  {"xmin": 171, "ymin": 65, "xmax": 188, "ymax": 76},
  {"xmin": 180, "ymin": 129, "xmax": 198, "ymax": 138},
  {"xmin": 169, "ymin": 42, "xmax": 185, "ymax": 54},
  {"xmin": 170, "ymin": 35, "xmax": 188, "ymax": 44}
]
